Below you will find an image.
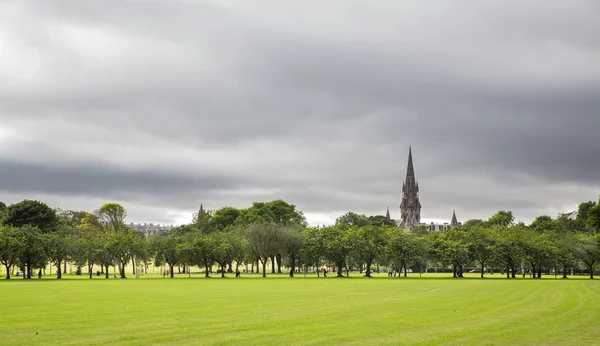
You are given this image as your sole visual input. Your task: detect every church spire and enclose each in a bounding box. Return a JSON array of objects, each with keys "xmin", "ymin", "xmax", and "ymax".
[
  {"xmin": 400, "ymin": 146, "xmax": 421, "ymax": 227},
  {"xmin": 406, "ymin": 145, "xmax": 415, "ymax": 181},
  {"xmin": 386, "ymin": 207, "xmax": 390, "ymax": 220},
  {"xmin": 199, "ymin": 203, "xmax": 204, "ymax": 215},
  {"xmin": 451, "ymin": 210, "xmax": 458, "ymax": 226}
]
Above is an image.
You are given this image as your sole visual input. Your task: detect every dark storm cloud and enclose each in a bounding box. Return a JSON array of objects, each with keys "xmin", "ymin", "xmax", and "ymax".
[{"xmin": 1, "ymin": 0, "xmax": 599, "ymax": 225}]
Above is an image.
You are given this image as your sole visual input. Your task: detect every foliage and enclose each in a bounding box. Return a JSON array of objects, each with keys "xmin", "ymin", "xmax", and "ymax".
[{"xmin": 3, "ymin": 200, "xmax": 57, "ymax": 233}]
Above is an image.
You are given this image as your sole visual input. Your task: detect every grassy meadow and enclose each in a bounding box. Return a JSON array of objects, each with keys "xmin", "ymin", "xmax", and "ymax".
[{"xmin": 1, "ymin": 272, "xmax": 598, "ymax": 345}]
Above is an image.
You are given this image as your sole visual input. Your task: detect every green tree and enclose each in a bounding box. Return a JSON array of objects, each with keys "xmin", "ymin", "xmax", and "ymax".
[
  {"xmin": 431, "ymin": 228, "xmax": 470, "ymax": 277},
  {"xmin": 15, "ymin": 225, "xmax": 45, "ymax": 279},
  {"xmin": 4, "ymin": 200, "xmax": 57, "ymax": 233},
  {"xmin": 281, "ymin": 225, "xmax": 303, "ymax": 277},
  {"xmin": 0, "ymin": 225, "xmax": 23, "ymax": 279},
  {"xmin": 321, "ymin": 226, "xmax": 351, "ymax": 277},
  {"xmin": 491, "ymin": 225, "xmax": 525, "ymax": 278},
  {"xmin": 576, "ymin": 200, "xmax": 597, "ymax": 232},
  {"xmin": 350, "ymin": 225, "xmax": 390, "ymax": 277},
  {"xmin": 387, "ymin": 229, "xmax": 424, "ymax": 277},
  {"xmin": 302, "ymin": 226, "xmax": 326, "ymax": 277},
  {"xmin": 572, "ymin": 233, "xmax": 600, "ymax": 279},
  {"xmin": 43, "ymin": 231, "xmax": 75, "ymax": 279},
  {"xmin": 586, "ymin": 198, "xmax": 600, "ymax": 233},
  {"xmin": 244, "ymin": 222, "xmax": 282, "ymax": 277},
  {"xmin": 335, "ymin": 212, "xmax": 369, "ymax": 229},
  {"xmin": 211, "ymin": 207, "xmax": 241, "ymax": 232},
  {"xmin": 367, "ymin": 215, "xmax": 397, "ymax": 227},
  {"xmin": 152, "ymin": 232, "xmax": 182, "ymax": 278},
  {"xmin": 466, "ymin": 225, "xmax": 496, "ymax": 278},
  {"xmin": 487, "ymin": 210, "xmax": 515, "ymax": 227}
]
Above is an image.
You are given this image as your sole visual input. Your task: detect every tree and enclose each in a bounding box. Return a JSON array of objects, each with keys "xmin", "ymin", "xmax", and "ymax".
[
  {"xmin": 553, "ymin": 214, "xmax": 578, "ymax": 278},
  {"xmin": 302, "ymin": 227, "xmax": 326, "ymax": 277},
  {"xmin": 431, "ymin": 228, "xmax": 470, "ymax": 277},
  {"xmin": 98, "ymin": 203, "xmax": 127, "ymax": 231},
  {"xmin": 387, "ymin": 229, "xmax": 424, "ymax": 277},
  {"xmin": 152, "ymin": 232, "xmax": 182, "ymax": 278},
  {"xmin": 335, "ymin": 212, "xmax": 369, "ymax": 229},
  {"xmin": 43, "ymin": 231, "xmax": 75, "ymax": 279},
  {"xmin": 367, "ymin": 215, "xmax": 397, "ymax": 227},
  {"xmin": 15, "ymin": 225, "xmax": 45, "ymax": 279},
  {"xmin": 107, "ymin": 227, "xmax": 140, "ymax": 278},
  {"xmin": 572, "ymin": 233, "xmax": 600, "ymax": 279},
  {"xmin": 467, "ymin": 225, "xmax": 496, "ymax": 278},
  {"xmin": 321, "ymin": 226, "xmax": 352, "ymax": 277},
  {"xmin": 211, "ymin": 207, "xmax": 241, "ymax": 232},
  {"xmin": 244, "ymin": 222, "xmax": 282, "ymax": 277},
  {"xmin": 281, "ymin": 225, "xmax": 303, "ymax": 277},
  {"xmin": 586, "ymin": 198, "xmax": 600, "ymax": 233},
  {"xmin": 0, "ymin": 225, "xmax": 23, "ymax": 279},
  {"xmin": 350, "ymin": 225, "xmax": 390, "ymax": 277},
  {"xmin": 211, "ymin": 231, "xmax": 236, "ymax": 277},
  {"xmin": 491, "ymin": 225, "xmax": 525, "ymax": 278},
  {"xmin": 487, "ymin": 210, "xmax": 515, "ymax": 227},
  {"xmin": 4, "ymin": 200, "xmax": 57, "ymax": 233},
  {"xmin": 576, "ymin": 200, "xmax": 597, "ymax": 232}
]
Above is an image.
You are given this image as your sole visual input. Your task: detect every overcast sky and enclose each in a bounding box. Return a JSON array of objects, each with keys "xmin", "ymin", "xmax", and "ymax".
[{"xmin": 1, "ymin": 1, "xmax": 599, "ymax": 226}]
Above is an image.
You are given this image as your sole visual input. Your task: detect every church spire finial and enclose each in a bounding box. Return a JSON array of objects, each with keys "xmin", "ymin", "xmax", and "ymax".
[{"xmin": 386, "ymin": 207, "xmax": 390, "ymax": 220}]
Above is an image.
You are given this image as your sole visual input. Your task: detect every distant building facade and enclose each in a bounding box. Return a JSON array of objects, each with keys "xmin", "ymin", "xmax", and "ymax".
[{"xmin": 129, "ymin": 223, "xmax": 172, "ymax": 237}]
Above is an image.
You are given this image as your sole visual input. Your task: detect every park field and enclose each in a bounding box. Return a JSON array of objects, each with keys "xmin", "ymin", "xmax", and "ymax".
[{"xmin": 1, "ymin": 273, "xmax": 599, "ymax": 345}]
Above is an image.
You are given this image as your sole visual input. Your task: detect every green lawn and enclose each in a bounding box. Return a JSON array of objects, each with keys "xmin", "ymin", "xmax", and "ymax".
[{"xmin": 1, "ymin": 273, "xmax": 598, "ymax": 345}]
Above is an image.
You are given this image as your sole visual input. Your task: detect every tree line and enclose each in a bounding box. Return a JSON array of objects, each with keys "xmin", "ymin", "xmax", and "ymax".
[{"xmin": 1, "ymin": 198, "xmax": 599, "ymax": 280}]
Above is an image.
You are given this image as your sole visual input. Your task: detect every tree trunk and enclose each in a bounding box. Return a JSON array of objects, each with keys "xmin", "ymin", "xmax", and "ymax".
[
  {"xmin": 365, "ymin": 260, "xmax": 372, "ymax": 277},
  {"xmin": 563, "ymin": 264, "xmax": 568, "ymax": 279},
  {"xmin": 56, "ymin": 260, "xmax": 62, "ymax": 279},
  {"xmin": 289, "ymin": 254, "xmax": 296, "ymax": 278},
  {"xmin": 88, "ymin": 264, "xmax": 93, "ymax": 279},
  {"xmin": 589, "ymin": 264, "xmax": 594, "ymax": 279},
  {"xmin": 105, "ymin": 265, "xmax": 109, "ymax": 279},
  {"xmin": 169, "ymin": 264, "xmax": 174, "ymax": 278},
  {"xmin": 276, "ymin": 253, "xmax": 282, "ymax": 274},
  {"xmin": 506, "ymin": 266, "xmax": 510, "ymax": 279},
  {"xmin": 453, "ymin": 265, "xmax": 457, "ymax": 278},
  {"xmin": 63, "ymin": 261, "xmax": 67, "ymax": 275},
  {"xmin": 270, "ymin": 255, "xmax": 275, "ymax": 274},
  {"xmin": 337, "ymin": 263, "xmax": 344, "ymax": 277},
  {"xmin": 251, "ymin": 261, "xmax": 254, "ymax": 274},
  {"xmin": 205, "ymin": 264, "xmax": 210, "ymax": 277},
  {"xmin": 261, "ymin": 259, "xmax": 267, "ymax": 278},
  {"xmin": 4, "ymin": 264, "xmax": 10, "ymax": 279},
  {"xmin": 511, "ymin": 263, "xmax": 516, "ymax": 278},
  {"xmin": 481, "ymin": 262, "xmax": 485, "ymax": 278},
  {"xmin": 537, "ymin": 267, "xmax": 542, "ymax": 279},
  {"xmin": 227, "ymin": 261, "xmax": 233, "ymax": 273},
  {"xmin": 221, "ymin": 264, "xmax": 225, "ymax": 278},
  {"xmin": 120, "ymin": 263, "xmax": 127, "ymax": 278},
  {"xmin": 26, "ymin": 261, "xmax": 32, "ymax": 279},
  {"xmin": 345, "ymin": 264, "xmax": 349, "ymax": 277},
  {"xmin": 404, "ymin": 264, "xmax": 408, "ymax": 277}
]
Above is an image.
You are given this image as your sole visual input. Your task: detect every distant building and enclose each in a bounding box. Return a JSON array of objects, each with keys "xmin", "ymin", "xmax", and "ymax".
[
  {"xmin": 400, "ymin": 146, "xmax": 422, "ymax": 226},
  {"xmin": 129, "ymin": 222, "xmax": 172, "ymax": 237},
  {"xmin": 389, "ymin": 146, "xmax": 461, "ymax": 231}
]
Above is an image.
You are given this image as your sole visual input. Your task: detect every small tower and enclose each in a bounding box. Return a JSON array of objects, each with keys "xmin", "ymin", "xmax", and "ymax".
[
  {"xmin": 451, "ymin": 210, "xmax": 458, "ymax": 227},
  {"xmin": 386, "ymin": 207, "xmax": 391, "ymax": 220}
]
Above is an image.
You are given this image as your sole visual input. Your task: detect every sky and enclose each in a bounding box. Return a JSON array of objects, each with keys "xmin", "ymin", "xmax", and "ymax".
[{"xmin": 1, "ymin": 1, "xmax": 599, "ymax": 227}]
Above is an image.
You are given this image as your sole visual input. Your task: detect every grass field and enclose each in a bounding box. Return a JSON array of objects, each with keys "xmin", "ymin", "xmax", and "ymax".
[{"xmin": 1, "ymin": 273, "xmax": 598, "ymax": 345}]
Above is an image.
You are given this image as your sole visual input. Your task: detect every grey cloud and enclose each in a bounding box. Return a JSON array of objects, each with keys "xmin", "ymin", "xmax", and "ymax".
[{"xmin": 1, "ymin": 1, "xmax": 599, "ymax": 225}]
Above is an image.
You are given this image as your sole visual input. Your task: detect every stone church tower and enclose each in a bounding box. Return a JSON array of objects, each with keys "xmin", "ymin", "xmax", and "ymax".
[{"xmin": 400, "ymin": 146, "xmax": 421, "ymax": 226}]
